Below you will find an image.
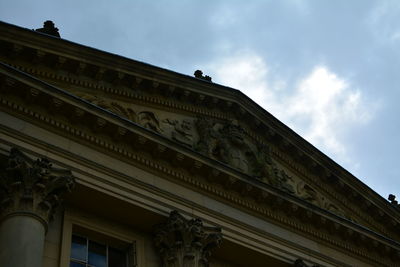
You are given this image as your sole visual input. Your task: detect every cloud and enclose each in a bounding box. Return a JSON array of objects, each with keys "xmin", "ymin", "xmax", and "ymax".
[
  {"xmin": 205, "ymin": 51, "xmax": 377, "ymax": 168},
  {"xmin": 205, "ymin": 51, "xmax": 272, "ymax": 104},
  {"xmin": 285, "ymin": 67, "xmax": 372, "ymax": 158}
]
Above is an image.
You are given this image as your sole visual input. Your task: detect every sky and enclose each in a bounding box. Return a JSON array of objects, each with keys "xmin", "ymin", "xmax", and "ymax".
[{"xmin": 1, "ymin": 0, "xmax": 399, "ymax": 200}]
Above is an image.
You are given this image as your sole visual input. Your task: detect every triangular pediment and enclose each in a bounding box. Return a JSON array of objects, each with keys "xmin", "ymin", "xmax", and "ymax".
[{"xmin": 1, "ymin": 21, "xmax": 400, "ymax": 257}]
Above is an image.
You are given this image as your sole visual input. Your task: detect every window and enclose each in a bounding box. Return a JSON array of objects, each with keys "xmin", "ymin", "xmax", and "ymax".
[
  {"xmin": 70, "ymin": 234, "xmax": 135, "ymax": 267},
  {"xmin": 60, "ymin": 210, "xmax": 141, "ymax": 267}
]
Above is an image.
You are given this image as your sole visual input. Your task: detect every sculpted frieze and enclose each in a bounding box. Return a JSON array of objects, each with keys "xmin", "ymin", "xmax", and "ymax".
[
  {"xmin": 137, "ymin": 111, "xmax": 163, "ymax": 133},
  {"xmin": 162, "ymin": 118, "xmax": 194, "ymax": 147},
  {"xmin": 77, "ymin": 93, "xmax": 137, "ymax": 121},
  {"xmin": 73, "ymin": 93, "xmax": 348, "ymax": 217}
]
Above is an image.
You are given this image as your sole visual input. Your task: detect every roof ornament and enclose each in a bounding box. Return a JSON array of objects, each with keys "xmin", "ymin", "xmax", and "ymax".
[
  {"xmin": 388, "ymin": 194, "xmax": 400, "ymax": 208},
  {"xmin": 194, "ymin": 70, "xmax": 212, "ymax": 82},
  {"xmin": 35, "ymin": 20, "xmax": 60, "ymax": 38}
]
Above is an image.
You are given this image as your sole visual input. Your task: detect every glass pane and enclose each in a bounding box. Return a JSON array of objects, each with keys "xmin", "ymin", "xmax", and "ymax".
[
  {"xmin": 108, "ymin": 247, "xmax": 127, "ymax": 267},
  {"xmin": 88, "ymin": 240, "xmax": 106, "ymax": 267},
  {"xmin": 70, "ymin": 261, "xmax": 86, "ymax": 267},
  {"xmin": 71, "ymin": 235, "xmax": 87, "ymax": 261}
]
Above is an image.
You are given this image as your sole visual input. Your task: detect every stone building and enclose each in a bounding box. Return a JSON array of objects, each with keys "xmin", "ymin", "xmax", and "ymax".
[{"xmin": 0, "ymin": 20, "xmax": 400, "ymax": 267}]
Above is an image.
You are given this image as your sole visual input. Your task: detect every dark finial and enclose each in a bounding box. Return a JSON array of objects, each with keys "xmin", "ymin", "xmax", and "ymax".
[
  {"xmin": 35, "ymin": 20, "xmax": 60, "ymax": 38},
  {"xmin": 388, "ymin": 194, "xmax": 398, "ymax": 205},
  {"xmin": 194, "ymin": 70, "xmax": 203, "ymax": 78},
  {"xmin": 194, "ymin": 70, "xmax": 212, "ymax": 82}
]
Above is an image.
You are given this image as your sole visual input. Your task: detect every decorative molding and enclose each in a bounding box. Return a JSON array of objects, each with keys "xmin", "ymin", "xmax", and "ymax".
[
  {"xmin": 153, "ymin": 210, "xmax": 222, "ymax": 267},
  {"xmin": 5, "ymin": 63, "xmax": 229, "ymax": 120},
  {"xmin": 272, "ymin": 148, "xmax": 391, "ymax": 237},
  {"xmin": 0, "ymin": 147, "xmax": 75, "ymax": 228}
]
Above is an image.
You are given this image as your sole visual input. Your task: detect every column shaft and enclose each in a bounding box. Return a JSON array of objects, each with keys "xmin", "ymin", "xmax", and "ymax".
[{"xmin": 0, "ymin": 216, "xmax": 45, "ymax": 267}]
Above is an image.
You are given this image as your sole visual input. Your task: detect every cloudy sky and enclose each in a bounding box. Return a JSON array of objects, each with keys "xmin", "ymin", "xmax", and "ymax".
[{"xmin": 1, "ymin": 0, "xmax": 399, "ymax": 200}]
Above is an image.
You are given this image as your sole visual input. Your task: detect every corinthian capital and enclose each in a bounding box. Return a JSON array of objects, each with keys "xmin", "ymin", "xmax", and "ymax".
[
  {"xmin": 0, "ymin": 148, "xmax": 75, "ymax": 228},
  {"xmin": 154, "ymin": 210, "xmax": 222, "ymax": 267}
]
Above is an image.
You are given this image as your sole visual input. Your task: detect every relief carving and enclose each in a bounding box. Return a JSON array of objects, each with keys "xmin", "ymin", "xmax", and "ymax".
[
  {"xmin": 76, "ymin": 93, "xmax": 164, "ymax": 134},
  {"xmin": 153, "ymin": 210, "xmax": 222, "ymax": 267},
  {"xmin": 194, "ymin": 118, "xmax": 349, "ymax": 218},
  {"xmin": 269, "ymin": 167, "xmax": 295, "ymax": 194},
  {"xmin": 138, "ymin": 111, "xmax": 162, "ymax": 133},
  {"xmin": 163, "ymin": 119, "xmax": 193, "ymax": 147},
  {"xmin": 73, "ymin": 93, "xmax": 349, "ymax": 218},
  {"xmin": 295, "ymin": 180, "xmax": 348, "ymax": 219},
  {"xmin": 195, "ymin": 118, "xmax": 262, "ymax": 174},
  {"xmin": 77, "ymin": 93, "xmax": 137, "ymax": 121},
  {"xmin": 195, "ymin": 118, "xmax": 292, "ymax": 190}
]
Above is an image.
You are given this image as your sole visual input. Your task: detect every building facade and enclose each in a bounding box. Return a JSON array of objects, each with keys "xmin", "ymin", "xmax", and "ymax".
[{"xmin": 0, "ymin": 21, "xmax": 400, "ymax": 267}]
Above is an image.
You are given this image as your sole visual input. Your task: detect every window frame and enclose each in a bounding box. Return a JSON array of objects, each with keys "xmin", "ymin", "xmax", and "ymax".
[
  {"xmin": 69, "ymin": 233, "xmax": 132, "ymax": 267},
  {"xmin": 60, "ymin": 208, "xmax": 142, "ymax": 267}
]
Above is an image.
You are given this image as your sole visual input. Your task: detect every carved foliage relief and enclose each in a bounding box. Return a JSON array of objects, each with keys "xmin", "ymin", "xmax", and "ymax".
[
  {"xmin": 0, "ymin": 148, "xmax": 75, "ymax": 225},
  {"xmin": 153, "ymin": 210, "xmax": 222, "ymax": 267},
  {"xmin": 76, "ymin": 93, "xmax": 347, "ymax": 218}
]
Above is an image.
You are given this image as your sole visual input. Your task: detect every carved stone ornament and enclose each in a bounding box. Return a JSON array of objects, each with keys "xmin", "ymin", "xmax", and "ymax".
[
  {"xmin": 194, "ymin": 70, "xmax": 212, "ymax": 82},
  {"xmin": 34, "ymin": 20, "xmax": 61, "ymax": 38},
  {"xmin": 72, "ymin": 93, "xmax": 348, "ymax": 218},
  {"xmin": 163, "ymin": 118, "xmax": 194, "ymax": 147},
  {"xmin": 153, "ymin": 210, "xmax": 222, "ymax": 267},
  {"xmin": 388, "ymin": 194, "xmax": 400, "ymax": 209},
  {"xmin": 195, "ymin": 118, "xmax": 294, "ymax": 189},
  {"xmin": 0, "ymin": 148, "xmax": 75, "ymax": 227}
]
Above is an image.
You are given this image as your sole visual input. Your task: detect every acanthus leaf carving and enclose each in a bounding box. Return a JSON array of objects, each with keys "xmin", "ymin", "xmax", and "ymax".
[
  {"xmin": 153, "ymin": 210, "xmax": 222, "ymax": 267},
  {"xmin": 0, "ymin": 148, "xmax": 75, "ymax": 227}
]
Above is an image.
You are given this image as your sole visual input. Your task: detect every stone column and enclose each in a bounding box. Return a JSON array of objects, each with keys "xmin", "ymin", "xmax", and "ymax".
[
  {"xmin": 154, "ymin": 210, "xmax": 222, "ymax": 267},
  {"xmin": 0, "ymin": 148, "xmax": 74, "ymax": 267}
]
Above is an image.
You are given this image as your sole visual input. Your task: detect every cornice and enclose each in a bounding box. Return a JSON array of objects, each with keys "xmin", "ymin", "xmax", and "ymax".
[
  {"xmin": 4, "ymin": 62, "xmax": 230, "ymax": 120},
  {"xmin": 1, "ymin": 62, "xmax": 400, "ymax": 266},
  {"xmin": 271, "ymin": 147, "xmax": 392, "ymax": 237}
]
